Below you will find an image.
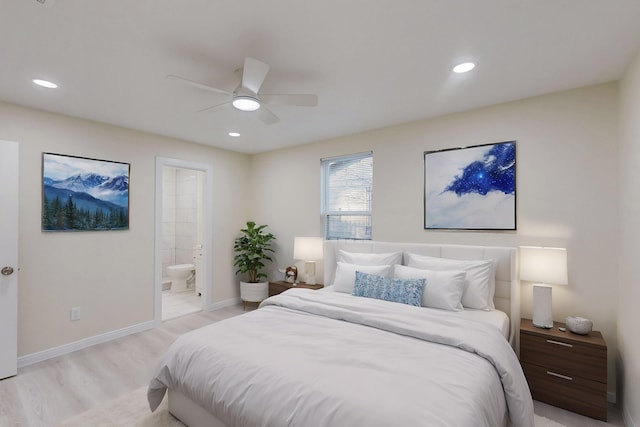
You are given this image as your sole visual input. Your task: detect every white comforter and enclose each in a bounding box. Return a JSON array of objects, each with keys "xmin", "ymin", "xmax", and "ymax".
[{"xmin": 148, "ymin": 289, "xmax": 534, "ymax": 427}]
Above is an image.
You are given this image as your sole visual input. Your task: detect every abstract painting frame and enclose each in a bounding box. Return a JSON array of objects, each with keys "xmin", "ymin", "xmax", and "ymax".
[
  {"xmin": 424, "ymin": 141, "xmax": 516, "ymax": 230},
  {"xmin": 42, "ymin": 153, "xmax": 130, "ymax": 231}
]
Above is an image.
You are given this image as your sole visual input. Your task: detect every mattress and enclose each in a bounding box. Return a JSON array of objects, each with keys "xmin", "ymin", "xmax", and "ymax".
[{"xmin": 148, "ymin": 289, "xmax": 533, "ymax": 427}]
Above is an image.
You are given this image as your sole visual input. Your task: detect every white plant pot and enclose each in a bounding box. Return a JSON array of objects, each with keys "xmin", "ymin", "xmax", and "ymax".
[{"xmin": 240, "ymin": 281, "xmax": 269, "ymax": 302}]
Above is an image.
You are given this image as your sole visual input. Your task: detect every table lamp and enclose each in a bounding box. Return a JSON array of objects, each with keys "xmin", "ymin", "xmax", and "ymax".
[
  {"xmin": 293, "ymin": 237, "xmax": 323, "ymax": 285},
  {"xmin": 520, "ymin": 246, "xmax": 568, "ymax": 329}
]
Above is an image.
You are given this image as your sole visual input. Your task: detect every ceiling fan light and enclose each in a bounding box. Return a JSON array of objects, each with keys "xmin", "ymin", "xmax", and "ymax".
[
  {"xmin": 232, "ymin": 96, "xmax": 260, "ymax": 112},
  {"xmin": 33, "ymin": 78, "xmax": 58, "ymax": 88},
  {"xmin": 453, "ymin": 62, "xmax": 475, "ymax": 73}
]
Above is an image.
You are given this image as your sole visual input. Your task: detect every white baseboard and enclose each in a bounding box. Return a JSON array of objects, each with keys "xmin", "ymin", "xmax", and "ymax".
[
  {"xmin": 18, "ymin": 320, "xmax": 155, "ymax": 368},
  {"xmin": 205, "ymin": 297, "xmax": 241, "ymax": 311},
  {"xmin": 18, "ymin": 299, "xmax": 241, "ymax": 369}
]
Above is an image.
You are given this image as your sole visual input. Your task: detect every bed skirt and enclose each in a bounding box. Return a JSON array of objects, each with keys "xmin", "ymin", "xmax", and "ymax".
[{"xmin": 168, "ymin": 388, "xmax": 228, "ymax": 427}]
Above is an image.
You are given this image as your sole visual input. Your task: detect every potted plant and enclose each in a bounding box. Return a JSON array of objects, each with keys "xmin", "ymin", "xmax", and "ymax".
[{"xmin": 233, "ymin": 221, "xmax": 276, "ymax": 306}]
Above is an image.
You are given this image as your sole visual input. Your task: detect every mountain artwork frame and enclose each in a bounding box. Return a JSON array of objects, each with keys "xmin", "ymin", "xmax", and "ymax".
[
  {"xmin": 424, "ymin": 141, "xmax": 516, "ymax": 230},
  {"xmin": 42, "ymin": 153, "xmax": 130, "ymax": 231}
]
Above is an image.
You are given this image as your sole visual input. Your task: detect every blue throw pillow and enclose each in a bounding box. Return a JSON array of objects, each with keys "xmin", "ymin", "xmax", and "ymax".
[{"xmin": 353, "ymin": 271, "xmax": 425, "ymax": 307}]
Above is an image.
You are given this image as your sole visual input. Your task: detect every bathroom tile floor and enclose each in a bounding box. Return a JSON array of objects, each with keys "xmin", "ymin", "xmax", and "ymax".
[{"xmin": 162, "ymin": 289, "xmax": 201, "ymax": 320}]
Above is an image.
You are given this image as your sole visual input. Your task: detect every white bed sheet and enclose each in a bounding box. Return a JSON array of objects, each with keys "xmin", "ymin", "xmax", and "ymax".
[
  {"xmin": 458, "ymin": 307, "xmax": 510, "ymax": 338},
  {"xmin": 319, "ymin": 285, "xmax": 510, "ymax": 339},
  {"xmin": 149, "ymin": 289, "xmax": 533, "ymax": 427}
]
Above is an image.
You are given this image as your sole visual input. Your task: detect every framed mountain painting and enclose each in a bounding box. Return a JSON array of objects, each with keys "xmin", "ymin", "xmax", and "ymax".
[
  {"xmin": 42, "ymin": 153, "xmax": 130, "ymax": 231},
  {"xmin": 424, "ymin": 141, "xmax": 516, "ymax": 230}
]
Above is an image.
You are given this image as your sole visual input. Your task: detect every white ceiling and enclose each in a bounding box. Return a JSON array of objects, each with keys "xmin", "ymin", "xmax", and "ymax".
[{"xmin": 2, "ymin": 1, "xmax": 640, "ymax": 154}]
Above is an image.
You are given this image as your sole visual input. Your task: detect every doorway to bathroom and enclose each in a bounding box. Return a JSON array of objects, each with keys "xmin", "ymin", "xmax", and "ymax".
[{"xmin": 155, "ymin": 157, "xmax": 213, "ymax": 325}]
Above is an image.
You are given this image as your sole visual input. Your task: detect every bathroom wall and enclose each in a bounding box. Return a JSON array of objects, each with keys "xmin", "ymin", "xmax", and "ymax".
[{"xmin": 162, "ymin": 166, "xmax": 204, "ymax": 278}]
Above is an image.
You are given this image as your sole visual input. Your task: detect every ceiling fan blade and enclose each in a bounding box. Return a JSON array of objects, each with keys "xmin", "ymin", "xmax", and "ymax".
[
  {"xmin": 257, "ymin": 106, "xmax": 279, "ymax": 125},
  {"xmin": 261, "ymin": 93, "xmax": 318, "ymax": 107},
  {"xmin": 241, "ymin": 57, "xmax": 270, "ymax": 95},
  {"xmin": 196, "ymin": 101, "xmax": 232, "ymax": 113},
  {"xmin": 167, "ymin": 75, "xmax": 233, "ymax": 96}
]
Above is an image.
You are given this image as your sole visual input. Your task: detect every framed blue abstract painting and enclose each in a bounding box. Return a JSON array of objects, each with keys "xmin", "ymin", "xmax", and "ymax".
[{"xmin": 424, "ymin": 141, "xmax": 516, "ymax": 230}]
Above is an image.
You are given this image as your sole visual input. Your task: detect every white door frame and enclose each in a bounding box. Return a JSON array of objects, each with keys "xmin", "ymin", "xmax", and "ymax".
[
  {"xmin": 154, "ymin": 157, "xmax": 213, "ymax": 326},
  {"xmin": 0, "ymin": 140, "xmax": 18, "ymax": 379}
]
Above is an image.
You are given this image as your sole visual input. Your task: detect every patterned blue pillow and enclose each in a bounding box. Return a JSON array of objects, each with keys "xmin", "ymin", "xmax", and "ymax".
[{"xmin": 353, "ymin": 271, "xmax": 425, "ymax": 307}]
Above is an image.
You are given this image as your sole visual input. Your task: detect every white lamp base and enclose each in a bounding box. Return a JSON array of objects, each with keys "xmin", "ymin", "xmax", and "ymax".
[
  {"xmin": 532, "ymin": 284, "xmax": 553, "ymax": 328},
  {"xmin": 304, "ymin": 261, "xmax": 317, "ymax": 285}
]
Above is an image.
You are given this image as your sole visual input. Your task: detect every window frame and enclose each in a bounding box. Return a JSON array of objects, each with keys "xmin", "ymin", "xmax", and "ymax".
[{"xmin": 321, "ymin": 151, "xmax": 373, "ymax": 240}]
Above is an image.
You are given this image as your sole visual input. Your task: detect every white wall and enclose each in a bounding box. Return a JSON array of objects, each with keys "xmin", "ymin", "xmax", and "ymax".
[
  {"xmin": 252, "ymin": 83, "xmax": 620, "ymax": 395},
  {"xmin": 619, "ymin": 48, "xmax": 640, "ymax": 427},
  {"xmin": 0, "ymin": 101, "xmax": 251, "ymax": 356}
]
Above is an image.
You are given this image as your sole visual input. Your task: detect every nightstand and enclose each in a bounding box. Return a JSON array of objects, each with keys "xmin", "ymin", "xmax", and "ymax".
[
  {"xmin": 268, "ymin": 281, "xmax": 323, "ymax": 297},
  {"xmin": 520, "ymin": 318, "xmax": 607, "ymax": 421}
]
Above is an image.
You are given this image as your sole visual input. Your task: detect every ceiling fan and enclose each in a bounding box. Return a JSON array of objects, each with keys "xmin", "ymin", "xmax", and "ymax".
[{"xmin": 168, "ymin": 57, "xmax": 318, "ymax": 125}]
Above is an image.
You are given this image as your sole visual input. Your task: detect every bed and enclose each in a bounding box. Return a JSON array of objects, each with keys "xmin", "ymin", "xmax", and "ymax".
[{"xmin": 148, "ymin": 241, "xmax": 534, "ymax": 427}]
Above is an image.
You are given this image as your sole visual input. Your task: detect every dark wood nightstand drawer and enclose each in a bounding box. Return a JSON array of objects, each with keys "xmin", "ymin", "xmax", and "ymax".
[
  {"xmin": 522, "ymin": 362, "xmax": 607, "ymax": 421},
  {"xmin": 520, "ymin": 333, "xmax": 606, "ymax": 383},
  {"xmin": 269, "ymin": 281, "xmax": 324, "ymax": 297},
  {"xmin": 519, "ymin": 318, "xmax": 607, "ymax": 421}
]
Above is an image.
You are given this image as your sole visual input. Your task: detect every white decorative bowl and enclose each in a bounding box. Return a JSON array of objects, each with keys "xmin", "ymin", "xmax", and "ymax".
[{"xmin": 566, "ymin": 316, "xmax": 593, "ymax": 335}]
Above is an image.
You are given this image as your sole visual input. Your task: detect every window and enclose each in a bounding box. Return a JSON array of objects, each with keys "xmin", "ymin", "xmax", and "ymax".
[{"xmin": 321, "ymin": 152, "xmax": 372, "ymax": 240}]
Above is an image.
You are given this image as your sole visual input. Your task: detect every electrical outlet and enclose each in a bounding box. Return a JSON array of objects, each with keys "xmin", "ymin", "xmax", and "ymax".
[{"xmin": 70, "ymin": 307, "xmax": 80, "ymax": 321}]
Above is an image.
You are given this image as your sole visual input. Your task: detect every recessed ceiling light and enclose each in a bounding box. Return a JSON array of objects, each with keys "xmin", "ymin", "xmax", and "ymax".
[
  {"xmin": 228, "ymin": 132, "xmax": 241, "ymax": 137},
  {"xmin": 232, "ymin": 96, "xmax": 260, "ymax": 112},
  {"xmin": 32, "ymin": 79, "xmax": 58, "ymax": 89},
  {"xmin": 453, "ymin": 62, "xmax": 476, "ymax": 73}
]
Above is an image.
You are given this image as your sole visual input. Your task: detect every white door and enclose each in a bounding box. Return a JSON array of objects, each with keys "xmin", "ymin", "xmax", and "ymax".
[{"xmin": 0, "ymin": 140, "xmax": 18, "ymax": 380}]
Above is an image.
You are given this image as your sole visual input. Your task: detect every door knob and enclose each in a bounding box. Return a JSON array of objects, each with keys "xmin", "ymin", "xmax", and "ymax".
[{"xmin": 1, "ymin": 266, "xmax": 14, "ymax": 276}]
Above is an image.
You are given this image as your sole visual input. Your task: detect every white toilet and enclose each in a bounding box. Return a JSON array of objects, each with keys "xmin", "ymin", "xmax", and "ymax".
[{"xmin": 167, "ymin": 263, "xmax": 195, "ymax": 293}]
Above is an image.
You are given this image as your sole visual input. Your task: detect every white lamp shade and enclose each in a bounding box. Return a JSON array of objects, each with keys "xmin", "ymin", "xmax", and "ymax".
[
  {"xmin": 293, "ymin": 237, "xmax": 324, "ymax": 261},
  {"xmin": 520, "ymin": 246, "xmax": 568, "ymax": 285}
]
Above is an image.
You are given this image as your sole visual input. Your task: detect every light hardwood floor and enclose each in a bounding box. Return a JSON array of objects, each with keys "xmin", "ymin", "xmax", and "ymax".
[
  {"xmin": 0, "ymin": 305, "xmax": 626, "ymax": 427},
  {"xmin": 0, "ymin": 305, "xmax": 245, "ymax": 427},
  {"xmin": 162, "ymin": 289, "xmax": 202, "ymax": 320}
]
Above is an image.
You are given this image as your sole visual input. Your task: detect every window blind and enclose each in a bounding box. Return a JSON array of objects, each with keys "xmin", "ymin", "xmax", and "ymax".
[{"xmin": 321, "ymin": 152, "xmax": 372, "ymax": 240}]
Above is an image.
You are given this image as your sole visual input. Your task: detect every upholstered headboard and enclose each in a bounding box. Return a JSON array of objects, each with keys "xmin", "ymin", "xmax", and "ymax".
[{"xmin": 323, "ymin": 240, "xmax": 520, "ymax": 350}]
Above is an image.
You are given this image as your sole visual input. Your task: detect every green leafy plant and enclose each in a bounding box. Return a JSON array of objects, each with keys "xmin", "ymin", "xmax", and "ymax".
[{"xmin": 233, "ymin": 221, "xmax": 276, "ymax": 283}]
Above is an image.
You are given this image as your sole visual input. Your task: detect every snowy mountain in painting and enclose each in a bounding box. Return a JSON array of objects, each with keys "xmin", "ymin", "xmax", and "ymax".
[
  {"xmin": 49, "ymin": 173, "xmax": 128, "ymax": 207},
  {"xmin": 100, "ymin": 175, "xmax": 129, "ymax": 192}
]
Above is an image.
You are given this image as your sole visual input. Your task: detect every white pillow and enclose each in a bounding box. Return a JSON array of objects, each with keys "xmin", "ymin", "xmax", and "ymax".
[
  {"xmin": 394, "ymin": 265, "xmax": 466, "ymax": 311},
  {"xmin": 337, "ymin": 250, "xmax": 402, "ymax": 266},
  {"xmin": 404, "ymin": 253, "xmax": 496, "ymax": 310},
  {"xmin": 333, "ymin": 262, "xmax": 392, "ymax": 294}
]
